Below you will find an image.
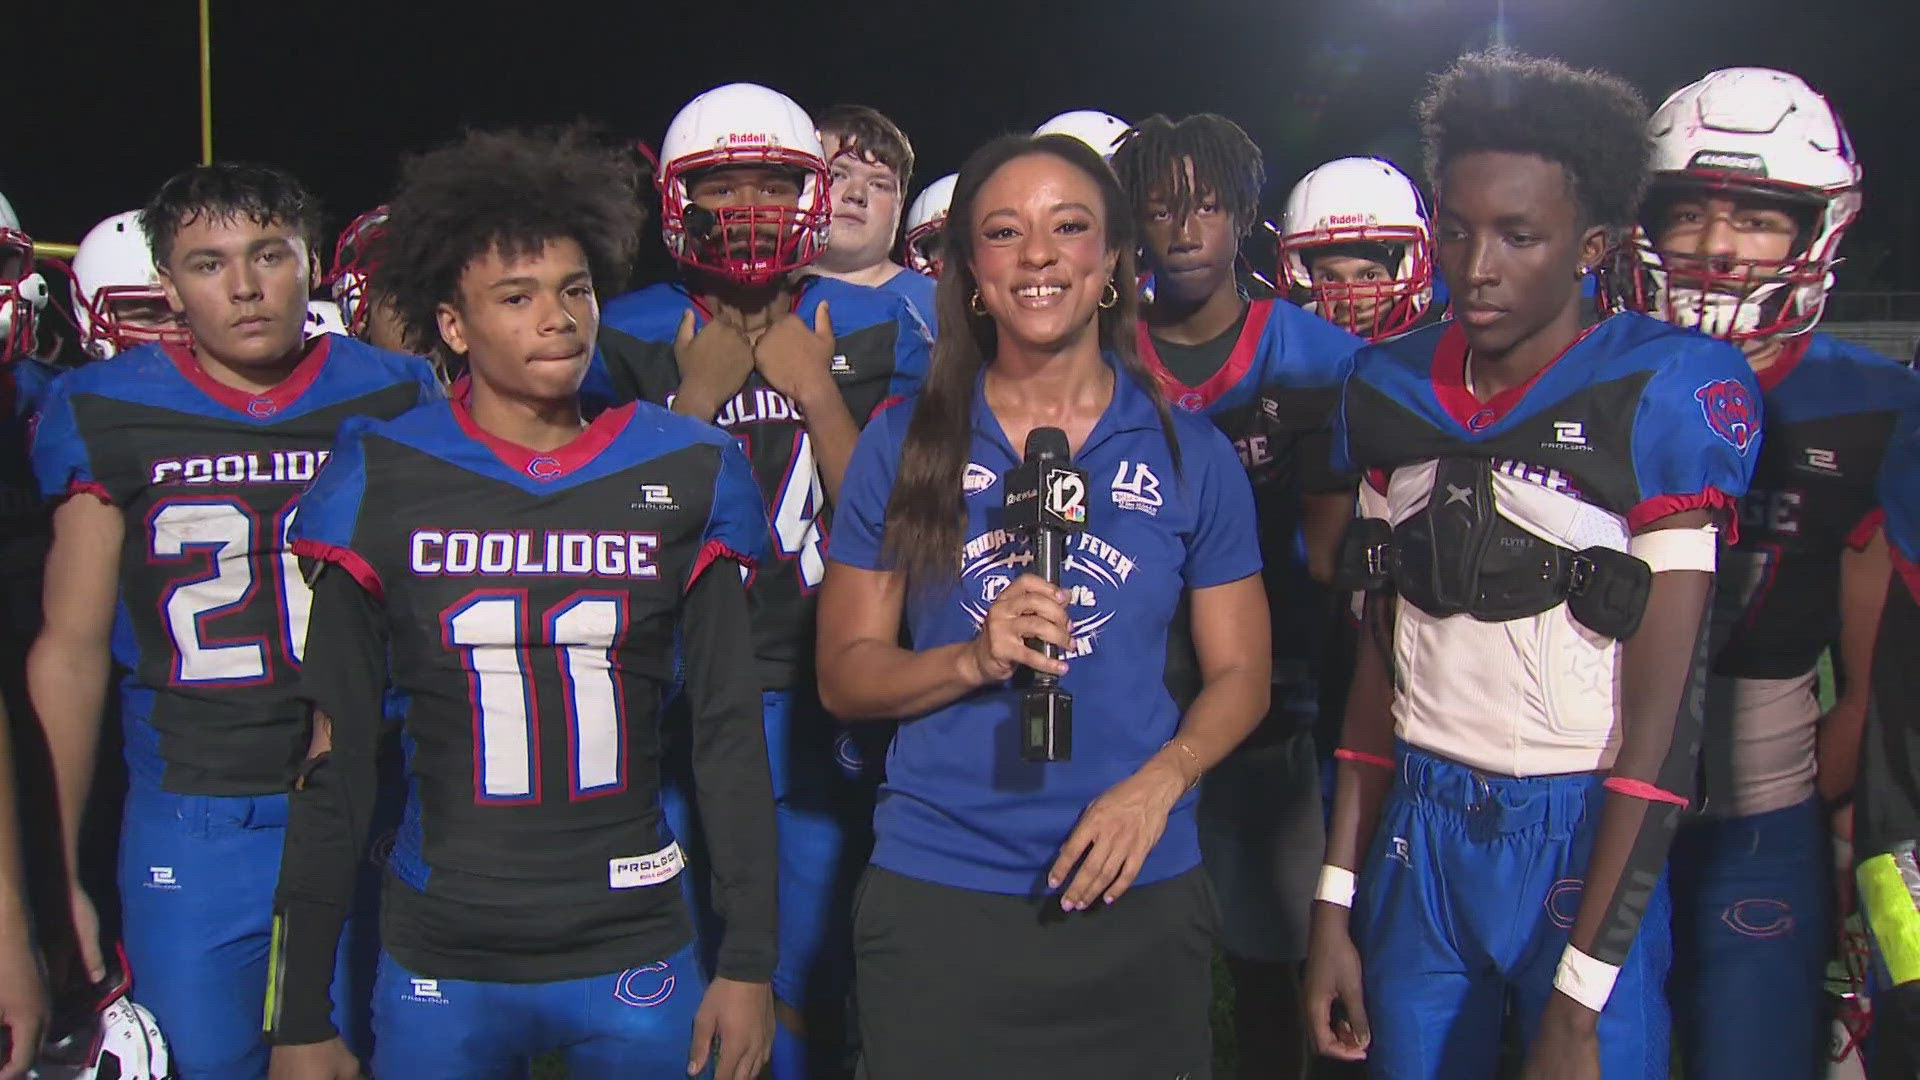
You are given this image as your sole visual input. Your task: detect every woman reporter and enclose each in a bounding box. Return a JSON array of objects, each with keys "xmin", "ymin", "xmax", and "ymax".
[{"xmin": 816, "ymin": 133, "xmax": 1271, "ymax": 1078}]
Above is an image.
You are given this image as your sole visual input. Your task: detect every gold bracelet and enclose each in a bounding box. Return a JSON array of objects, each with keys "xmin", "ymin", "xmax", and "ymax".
[{"xmin": 1164, "ymin": 739, "xmax": 1203, "ymax": 791}]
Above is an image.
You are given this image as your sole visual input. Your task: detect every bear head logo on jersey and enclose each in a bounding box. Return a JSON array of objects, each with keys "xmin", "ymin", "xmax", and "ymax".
[
  {"xmin": 0, "ymin": 191, "xmax": 49, "ymax": 365},
  {"xmin": 657, "ymin": 83, "xmax": 832, "ymax": 287},
  {"xmin": 328, "ymin": 206, "xmax": 390, "ymax": 339},
  {"xmin": 71, "ymin": 210, "xmax": 193, "ymax": 359},
  {"xmin": 1279, "ymin": 157, "xmax": 1434, "ymax": 342},
  {"xmin": 1695, "ymin": 377, "xmax": 1758, "ymax": 454},
  {"xmin": 1624, "ymin": 68, "xmax": 1860, "ymax": 344},
  {"xmin": 903, "ymin": 173, "xmax": 958, "ymax": 278}
]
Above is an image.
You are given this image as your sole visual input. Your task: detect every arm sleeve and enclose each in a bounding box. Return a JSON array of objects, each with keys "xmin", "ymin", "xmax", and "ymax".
[
  {"xmin": 289, "ymin": 420, "xmax": 383, "ymax": 598},
  {"xmin": 265, "ymin": 565, "xmax": 388, "ymax": 1043},
  {"xmin": 29, "ymin": 376, "xmax": 111, "ymax": 505},
  {"xmin": 687, "ymin": 438, "xmax": 769, "ymax": 592},
  {"xmin": 822, "ymin": 406, "xmax": 904, "ymax": 571},
  {"xmin": 883, "ymin": 300, "xmax": 933, "ymax": 404},
  {"xmin": 1183, "ymin": 424, "xmax": 1264, "ymax": 588},
  {"xmin": 1328, "ymin": 363, "xmax": 1359, "ymax": 480},
  {"xmin": 1627, "ymin": 344, "xmax": 1762, "ymax": 534},
  {"xmin": 682, "ymin": 552, "xmax": 778, "ymax": 982}
]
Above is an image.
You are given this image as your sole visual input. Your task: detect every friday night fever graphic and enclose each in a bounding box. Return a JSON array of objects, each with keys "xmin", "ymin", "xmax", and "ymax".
[{"xmin": 958, "ymin": 525, "xmax": 1137, "ymax": 660}]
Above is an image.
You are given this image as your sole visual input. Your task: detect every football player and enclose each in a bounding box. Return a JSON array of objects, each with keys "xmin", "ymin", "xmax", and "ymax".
[
  {"xmin": 593, "ymin": 81, "xmax": 930, "ymax": 1080},
  {"xmin": 0, "ymin": 193, "xmax": 48, "ymax": 366},
  {"xmin": 1279, "ymin": 157, "xmax": 1437, "ymax": 342},
  {"xmin": 1856, "ymin": 413, "xmax": 1920, "ymax": 1077},
  {"xmin": 28, "ymin": 164, "xmax": 441, "ymax": 1078},
  {"xmin": 1305, "ymin": 51, "xmax": 1760, "ymax": 1079},
  {"xmin": 1110, "ymin": 112, "xmax": 1364, "ymax": 1080},
  {"xmin": 812, "ymin": 105, "xmax": 936, "ymax": 332},
  {"xmin": 902, "ymin": 173, "xmax": 957, "ymax": 279},
  {"xmin": 68, "ymin": 212, "xmax": 190, "ymax": 361},
  {"xmin": 264, "ymin": 125, "xmax": 775, "ymax": 1080},
  {"xmin": 1625, "ymin": 67, "xmax": 1920, "ymax": 1080},
  {"xmin": 325, "ymin": 207, "xmax": 411, "ymax": 354}
]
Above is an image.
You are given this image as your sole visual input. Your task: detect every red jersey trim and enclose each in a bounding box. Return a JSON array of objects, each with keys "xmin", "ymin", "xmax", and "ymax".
[
  {"xmin": 1136, "ymin": 299, "xmax": 1273, "ymax": 412},
  {"xmin": 1429, "ymin": 320, "xmax": 1602, "ymax": 433},
  {"xmin": 1893, "ymin": 545, "xmax": 1920, "ymax": 605},
  {"xmin": 1626, "ymin": 487, "xmax": 1741, "ymax": 545},
  {"xmin": 291, "ymin": 538, "xmax": 384, "ymax": 601},
  {"xmin": 869, "ymin": 395, "xmax": 907, "ymax": 423},
  {"xmin": 1753, "ymin": 335, "xmax": 1811, "ymax": 394},
  {"xmin": 686, "ymin": 539, "xmax": 758, "ymax": 594},
  {"xmin": 1334, "ymin": 747, "xmax": 1394, "ymax": 770},
  {"xmin": 1603, "ymin": 776, "xmax": 1689, "ymax": 808},
  {"xmin": 64, "ymin": 479, "xmax": 114, "ymax": 506},
  {"xmin": 162, "ymin": 337, "xmax": 332, "ymax": 420},
  {"xmin": 1847, "ymin": 508, "xmax": 1886, "ymax": 552},
  {"xmin": 451, "ymin": 399, "xmax": 636, "ymax": 481}
]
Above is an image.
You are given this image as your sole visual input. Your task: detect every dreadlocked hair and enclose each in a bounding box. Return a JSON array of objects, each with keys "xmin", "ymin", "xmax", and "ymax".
[
  {"xmin": 375, "ymin": 123, "xmax": 645, "ymax": 357},
  {"xmin": 1111, "ymin": 114, "xmax": 1266, "ymax": 232},
  {"xmin": 1419, "ymin": 48, "xmax": 1650, "ymax": 234}
]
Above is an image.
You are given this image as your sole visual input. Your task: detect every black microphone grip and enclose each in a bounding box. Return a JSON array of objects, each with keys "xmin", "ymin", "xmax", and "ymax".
[{"xmin": 1004, "ymin": 426, "xmax": 1083, "ymax": 762}]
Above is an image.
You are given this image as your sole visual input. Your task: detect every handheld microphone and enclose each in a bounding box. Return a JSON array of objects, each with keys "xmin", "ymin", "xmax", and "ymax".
[{"xmin": 1002, "ymin": 427, "xmax": 1090, "ymax": 762}]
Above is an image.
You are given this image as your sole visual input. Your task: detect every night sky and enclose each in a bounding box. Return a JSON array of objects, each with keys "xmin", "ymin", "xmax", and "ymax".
[{"xmin": 16, "ymin": 0, "xmax": 1920, "ymax": 285}]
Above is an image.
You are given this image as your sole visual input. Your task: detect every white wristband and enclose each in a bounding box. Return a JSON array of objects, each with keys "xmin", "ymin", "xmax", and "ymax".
[
  {"xmin": 1315, "ymin": 864, "xmax": 1356, "ymax": 908},
  {"xmin": 1552, "ymin": 945, "xmax": 1620, "ymax": 1012}
]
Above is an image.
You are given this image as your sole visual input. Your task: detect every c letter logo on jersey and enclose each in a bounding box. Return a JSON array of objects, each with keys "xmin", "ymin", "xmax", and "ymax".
[
  {"xmin": 1109, "ymin": 461, "xmax": 1163, "ymax": 516},
  {"xmin": 1694, "ymin": 379, "xmax": 1758, "ymax": 455},
  {"xmin": 963, "ymin": 463, "xmax": 997, "ymax": 495},
  {"xmin": 526, "ymin": 456, "xmax": 564, "ymax": 480}
]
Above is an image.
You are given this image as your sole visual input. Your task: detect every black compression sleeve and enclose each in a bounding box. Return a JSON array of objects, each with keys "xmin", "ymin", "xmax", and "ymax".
[
  {"xmin": 265, "ymin": 566, "xmax": 388, "ymax": 1044},
  {"xmin": 682, "ymin": 559, "xmax": 778, "ymax": 982},
  {"xmin": 1582, "ymin": 571, "xmax": 1715, "ymax": 969}
]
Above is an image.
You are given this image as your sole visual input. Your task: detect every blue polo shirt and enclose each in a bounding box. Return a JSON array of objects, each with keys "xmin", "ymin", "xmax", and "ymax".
[{"xmin": 830, "ymin": 356, "xmax": 1262, "ymax": 894}]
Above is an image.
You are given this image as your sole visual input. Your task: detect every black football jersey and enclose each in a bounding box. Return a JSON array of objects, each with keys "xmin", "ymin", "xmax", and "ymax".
[
  {"xmin": 591, "ymin": 277, "xmax": 930, "ymax": 689},
  {"xmin": 1135, "ymin": 299, "xmax": 1363, "ymax": 721},
  {"xmin": 1710, "ymin": 333, "xmax": 1920, "ymax": 680},
  {"xmin": 30, "ymin": 337, "xmax": 439, "ymax": 794},
  {"xmin": 285, "ymin": 398, "xmax": 775, "ymax": 983}
]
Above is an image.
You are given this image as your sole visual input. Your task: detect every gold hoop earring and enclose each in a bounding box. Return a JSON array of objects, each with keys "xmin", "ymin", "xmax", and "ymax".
[
  {"xmin": 1099, "ymin": 281, "xmax": 1121, "ymax": 309},
  {"xmin": 969, "ymin": 289, "xmax": 988, "ymax": 316}
]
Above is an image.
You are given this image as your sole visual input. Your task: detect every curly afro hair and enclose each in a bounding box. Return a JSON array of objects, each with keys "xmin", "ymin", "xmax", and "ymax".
[
  {"xmin": 374, "ymin": 124, "xmax": 645, "ymax": 355},
  {"xmin": 1419, "ymin": 49, "xmax": 1650, "ymax": 233},
  {"xmin": 1112, "ymin": 114, "xmax": 1265, "ymax": 234}
]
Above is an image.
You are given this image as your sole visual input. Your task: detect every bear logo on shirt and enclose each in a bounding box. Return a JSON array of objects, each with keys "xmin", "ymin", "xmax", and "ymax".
[{"xmin": 1694, "ymin": 378, "xmax": 1758, "ymax": 455}]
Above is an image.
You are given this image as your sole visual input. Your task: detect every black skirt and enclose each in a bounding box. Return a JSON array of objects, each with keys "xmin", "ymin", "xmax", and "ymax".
[{"xmin": 853, "ymin": 865, "xmax": 1217, "ymax": 1080}]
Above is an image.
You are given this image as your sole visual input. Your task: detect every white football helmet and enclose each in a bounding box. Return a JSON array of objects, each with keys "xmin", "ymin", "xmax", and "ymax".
[
  {"xmin": 1279, "ymin": 157, "xmax": 1433, "ymax": 341},
  {"xmin": 657, "ymin": 83, "xmax": 831, "ymax": 286},
  {"xmin": 0, "ymin": 192, "xmax": 49, "ymax": 363},
  {"xmin": 903, "ymin": 173, "xmax": 958, "ymax": 278},
  {"xmin": 1634, "ymin": 67, "xmax": 1860, "ymax": 342},
  {"xmin": 70, "ymin": 211, "xmax": 189, "ymax": 359},
  {"xmin": 31, "ymin": 949, "xmax": 170, "ymax": 1080},
  {"xmin": 1034, "ymin": 111, "xmax": 1131, "ymax": 161},
  {"xmin": 327, "ymin": 206, "xmax": 389, "ymax": 338},
  {"xmin": 304, "ymin": 299, "xmax": 347, "ymax": 339}
]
